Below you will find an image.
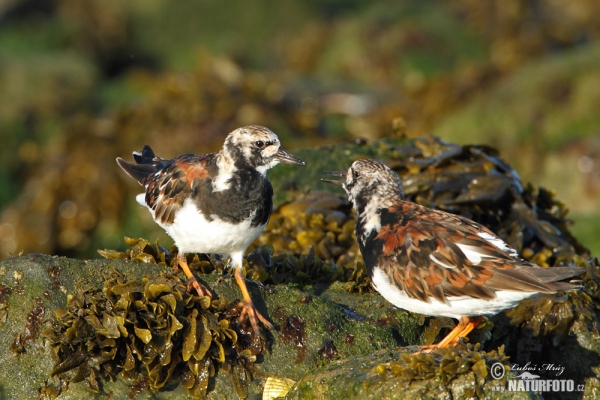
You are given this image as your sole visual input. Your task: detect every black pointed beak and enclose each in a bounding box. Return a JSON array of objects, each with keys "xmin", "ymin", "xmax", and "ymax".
[
  {"xmin": 274, "ymin": 148, "xmax": 306, "ymax": 166},
  {"xmin": 321, "ymin": 171, "xmax": 346, "ymax": 186}
]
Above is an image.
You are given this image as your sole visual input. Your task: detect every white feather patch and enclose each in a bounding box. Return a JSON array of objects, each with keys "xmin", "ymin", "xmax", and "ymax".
[
  {"xmin": 455, "ymin": 244, "xmax": 483, "ymax": 264},
  {"xmin": 256, "ymin": 158, "xmax": 280, "ymax": 175},
  {"xmin": 136, "ymin": 193, "xmax": 146, "ymax": 207},
  {"xmin": 358, "ymin": 202, "xmax": 381, "ymax": 241},
  {"xmin": 477, "ymin": 231, "xmax": 518, "ymax": 257},
  {"xmin": 213, "ymin": 154, "xmax": 236, "ymax": 192},
  {"xmin": 212, "ymin": 171, "xmax": 233, "ymax": 192},
  {"xmin": 150, "ymin": 199, "xmax": 265, "ymax": 256}
]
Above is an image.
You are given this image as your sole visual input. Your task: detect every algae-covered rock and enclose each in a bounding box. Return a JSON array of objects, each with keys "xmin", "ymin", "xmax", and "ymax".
[
  {"xmin": 3, "ymin": 250, "xmax": 595, "ymax": 399},
  {"xmin": 1, "ymin": 250, "xmax": 597, "ymax": 398},
  {"xmin": 287, "ymin": 344, "xmax": 525, "ymax": 400},
  {"xmin": 0, "ymin": 254, "xmax": 421, "ymax": 399}
]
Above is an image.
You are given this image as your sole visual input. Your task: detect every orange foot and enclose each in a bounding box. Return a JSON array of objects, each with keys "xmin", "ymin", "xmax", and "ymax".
[
  {"xmin": 176, "ymin": 252, "xmax": 212, "ymax": 298},
  {"xmin": 414, "ymin": 316, "xmax": 483, "ymax": 354},
  {"xmin": 239, "ymin": 300, "xmax": 274, "ymax": 334},
  {"xmin": 234, "ymin": 267, "xmax": 273, "ymax": 334}
]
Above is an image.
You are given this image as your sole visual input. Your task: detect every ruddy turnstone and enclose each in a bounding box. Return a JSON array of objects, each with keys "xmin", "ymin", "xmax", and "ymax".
[
  {"xmin": 323, "ymin": 159, "xmax": 584, "ymax": 351},
  {"xmin": 117, "ymin": 125, "xmax": 305, "ymax": 333}
]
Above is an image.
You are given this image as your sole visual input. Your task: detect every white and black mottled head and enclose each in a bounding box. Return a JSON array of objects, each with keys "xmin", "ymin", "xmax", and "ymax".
[
  {"xmin": 324, "ymin": 159, "xmax": 404, "ymax": 214},
  {"xmin": 221, "ymin": 125, "xmax": 305, "ymax": 174}
]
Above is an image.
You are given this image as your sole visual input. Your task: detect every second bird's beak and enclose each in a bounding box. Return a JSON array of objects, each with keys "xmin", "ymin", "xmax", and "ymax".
[
  {"xmin": 321, "ymin": 171, "xmax": 346, "ymax": 186},
  {"xmin": 274, "ymin": 148, "xmax": 306, "ymax": 166}
]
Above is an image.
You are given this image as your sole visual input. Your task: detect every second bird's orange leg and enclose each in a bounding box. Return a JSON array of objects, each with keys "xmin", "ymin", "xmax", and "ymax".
[{"xmin": 417, "ymin": 316, "xmax": 483, "ymax": 354}]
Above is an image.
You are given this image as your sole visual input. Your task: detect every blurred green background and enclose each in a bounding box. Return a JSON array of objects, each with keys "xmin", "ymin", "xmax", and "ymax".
[{"xmin": 0, "ymin": 0, "xmax": 598, "ymax": 259}]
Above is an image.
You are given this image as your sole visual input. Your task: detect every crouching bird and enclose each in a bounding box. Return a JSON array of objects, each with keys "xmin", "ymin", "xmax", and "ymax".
[
  {"xmin": 323, "ymin": 159, "xmax": 584, "ymax": 352},
  {"xmin": 117, "ymin": 125, "xmax": 305, "ymax": 334}
]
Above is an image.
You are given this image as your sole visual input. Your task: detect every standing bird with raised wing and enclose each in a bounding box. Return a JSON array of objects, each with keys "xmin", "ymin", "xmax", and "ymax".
[
  {"xmin": 117, "ymin": 125, "xmax": 305, "ymax": 333},
  {"xmin": 324, "ymin": 159, "xmax": 584, "ymax": 351}
]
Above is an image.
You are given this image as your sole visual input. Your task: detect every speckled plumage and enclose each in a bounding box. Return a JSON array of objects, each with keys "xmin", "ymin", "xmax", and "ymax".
[{"xmin": 117, "ymin": 125, "xmax": 305, "ymax": 333}]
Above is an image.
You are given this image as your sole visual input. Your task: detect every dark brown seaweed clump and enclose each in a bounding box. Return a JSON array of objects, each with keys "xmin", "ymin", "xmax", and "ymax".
[
  {"xmin": 277, "ymin": 313, "xmax": 308, "ymax": 364},
  {"xmin": 43, "ymin": 270, "xmax": 263, "ymax": 399}
]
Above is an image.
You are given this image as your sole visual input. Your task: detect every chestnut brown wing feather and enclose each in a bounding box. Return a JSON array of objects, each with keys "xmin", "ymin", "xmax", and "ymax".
[
  {"xmin": 118, "ymin": 146, "xmax": 215, "ymax": 225},
  {"xmin": 373, "ymin": 204, "xmax": 582, "ymax": 304},
  {"xmin": 376, "ymin": 221, "xmax": 494, "ymax": 303},
  {"xmin": 144, "ymin": 153, "xmax": 214, "ymax": 225}
]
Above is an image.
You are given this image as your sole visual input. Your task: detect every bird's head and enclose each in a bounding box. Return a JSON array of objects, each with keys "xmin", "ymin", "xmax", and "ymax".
[
  {"xmin": 322, "ymin": 159, "xmax": 404, "ymax": 213},
  {"xmin": 224, "ymin": 125, "xmax": 305, "ymax": 174}
]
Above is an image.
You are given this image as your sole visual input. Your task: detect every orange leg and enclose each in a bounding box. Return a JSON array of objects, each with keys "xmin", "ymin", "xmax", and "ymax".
[
  {"xmin": 177, "ymin": 252, "xmax": 212, "ymax": 297},
  {"xmin": 234, "ymin": 266, "xmax": 273, "ymax": 333},
  {"xmin": 417, "ymin": 316, "xmax": 483, "ymax": 354}
]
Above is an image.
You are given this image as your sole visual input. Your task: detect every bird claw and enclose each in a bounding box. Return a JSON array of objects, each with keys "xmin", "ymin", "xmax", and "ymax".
[
  {"xmin": 238, "ymin": 300, "xmax": 273, "ymax": 334},
  {"xmin": 186, "ymin": 276, "xmax": 212, "ymax": 298}
]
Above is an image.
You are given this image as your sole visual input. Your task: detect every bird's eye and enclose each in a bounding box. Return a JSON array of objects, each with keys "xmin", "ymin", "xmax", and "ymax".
[
  {"xmin": 352, "ymin": 169, "xmax": 360, "ymax": 179},
  {"xmin": 255, "ymin": 141, "xmax": 265, "ymax": 148}
]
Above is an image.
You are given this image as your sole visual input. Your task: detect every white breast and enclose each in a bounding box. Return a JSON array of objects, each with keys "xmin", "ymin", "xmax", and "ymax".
[
  {"xmin": 370, "ymin": 266, "xmax": 539, "ymax": 319},
  {"xmin": 145, "ymin": 198, "xmax": 265, "ymax": 256}
]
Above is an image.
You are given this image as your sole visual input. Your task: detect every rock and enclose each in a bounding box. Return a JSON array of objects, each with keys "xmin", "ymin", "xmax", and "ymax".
[
  {"xmin": 1, "ymin": 252, "xmax": 598, "ymax": 399},
  {"xmin": 0, "ymin": 254, "xmax": 419, "ymax": 399}
]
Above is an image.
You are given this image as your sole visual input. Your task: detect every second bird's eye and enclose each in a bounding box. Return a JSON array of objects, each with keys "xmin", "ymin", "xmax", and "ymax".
[
  {"xmin": 255, "ymin": 141, "xmax": 265, "ymax": 148},
  {"xmin": 352, "ymin": 169, "xmax": 360, "ymax": 179}
]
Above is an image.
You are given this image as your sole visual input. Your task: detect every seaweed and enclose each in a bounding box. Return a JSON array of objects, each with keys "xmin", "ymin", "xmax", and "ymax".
[
  {"xmin": 370, "ymin": 343, "xmax": 510, "ymax": 398},
  {"xmin": 43, "ymin": 270, "xmax": 264, "ymax": 398}
]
